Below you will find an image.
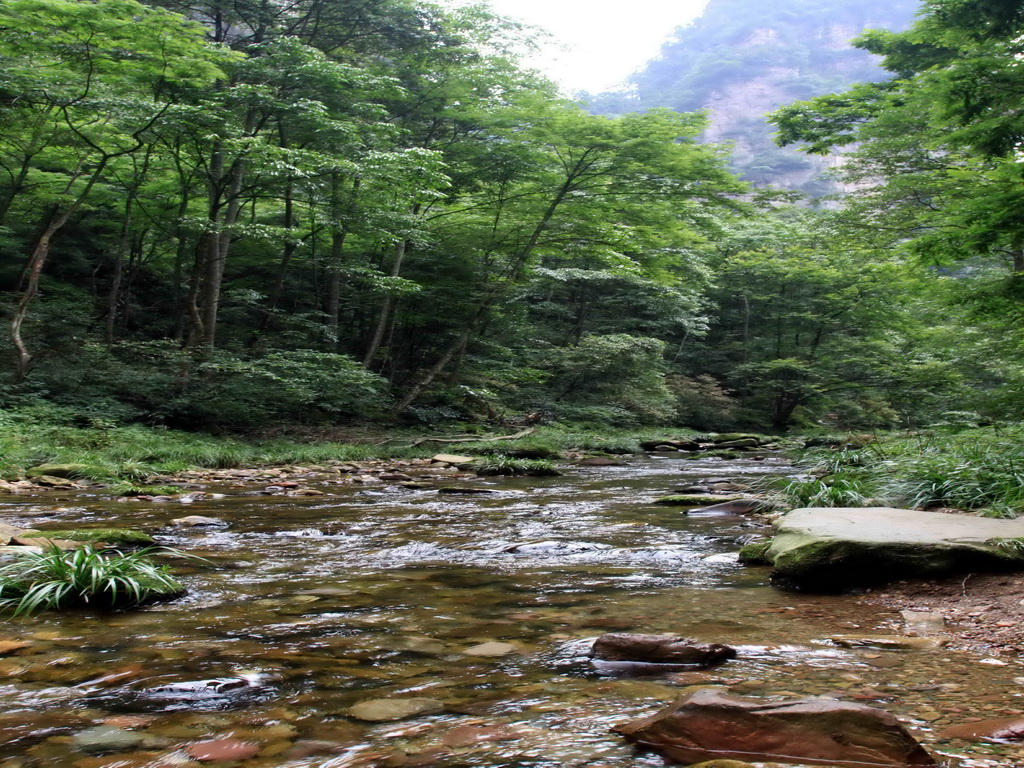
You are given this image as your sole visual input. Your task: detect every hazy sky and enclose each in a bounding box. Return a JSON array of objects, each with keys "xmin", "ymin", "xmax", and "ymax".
[{"xmin": 478, "ymin": 0, "xmax": 711, "ymax": 93}]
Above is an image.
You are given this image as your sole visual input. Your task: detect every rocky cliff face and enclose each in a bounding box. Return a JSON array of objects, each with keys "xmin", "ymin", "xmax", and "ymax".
[{"xmin": 604, "ymin": 0, "xmax": 922, "ymax": 194}]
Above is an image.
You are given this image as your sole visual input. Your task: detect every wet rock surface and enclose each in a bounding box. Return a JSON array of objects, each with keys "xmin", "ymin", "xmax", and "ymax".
[
  {"xmin": 591, "ymin": 633, "xmax": 737, "ymax": 667},
  {"xmin": 766, "ymin": 507, "xmax": 1024, "ymax": 589},
  {"xmin": 615, "ymin": 688, "xmax": 937, "ymax": 767}
]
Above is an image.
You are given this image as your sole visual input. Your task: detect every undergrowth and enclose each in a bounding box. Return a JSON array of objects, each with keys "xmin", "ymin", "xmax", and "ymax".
[{"xmin": 774, "ymin": 426, "xmax": 1024, "ymax": 516}]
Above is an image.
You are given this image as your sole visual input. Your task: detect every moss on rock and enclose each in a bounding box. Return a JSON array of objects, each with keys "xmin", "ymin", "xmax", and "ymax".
[{"xmin": 38, "ymin": 529, "xmax": 155, "ymax": 546}]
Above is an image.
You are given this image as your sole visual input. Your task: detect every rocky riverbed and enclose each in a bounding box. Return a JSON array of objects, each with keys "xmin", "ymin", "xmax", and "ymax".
[{"xmin": 0, "ymin": 453, "xmax": 1023, "ymax": 767}]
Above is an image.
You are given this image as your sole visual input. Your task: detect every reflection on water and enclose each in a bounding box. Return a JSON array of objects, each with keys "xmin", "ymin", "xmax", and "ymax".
[{"xmin": 0, "ymin": 455, "xmax": 1020, "ymax": 767}]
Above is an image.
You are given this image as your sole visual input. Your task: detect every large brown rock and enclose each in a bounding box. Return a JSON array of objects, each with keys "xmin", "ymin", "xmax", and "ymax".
[
  {"xmin": 614, "ymin": 689, "xmax": 936, "ymax": 768},
  {"xmin": 591, "ymin": 634, "xmax": 736, "ymax": 667}
]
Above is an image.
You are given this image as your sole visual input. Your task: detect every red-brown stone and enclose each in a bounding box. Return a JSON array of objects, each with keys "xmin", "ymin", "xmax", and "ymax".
[
  {"xmin": 614, "ymin": 689, "xmax": 936, "ymax": 768},
  {"xmin": 186, "ymin": 738, "xmax": 260, "ymax": 762},
  {"xmin": 939, "ymin": 717, "xmax": 1024, "ymax": 741}
]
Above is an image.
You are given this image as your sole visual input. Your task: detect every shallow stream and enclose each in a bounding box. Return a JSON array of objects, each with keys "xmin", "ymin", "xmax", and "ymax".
[{"xmin": 0, "ymin": 454, "xmax": 1022, "ymax": 767}]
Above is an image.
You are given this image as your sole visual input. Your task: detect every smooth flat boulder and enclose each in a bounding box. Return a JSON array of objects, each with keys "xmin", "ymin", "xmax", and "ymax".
[
  {"xmin": 764, "ymin": 507, "xmax": 1024, "ymax": 590},
  {"xmin": 614, "ymin": 689, "xmax": 936, "ymax": 767},
  {"xmin": 431, "ymin": 454, "xmax": 475, "ymax": 465}
]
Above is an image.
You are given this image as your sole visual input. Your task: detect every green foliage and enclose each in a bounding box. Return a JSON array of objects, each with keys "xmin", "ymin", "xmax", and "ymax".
[
  {"xmin": 472, "ymin": 456, "xmax": 561, "ymax": 477},
  {"xmin": 771, "ymin": 473, "xmax": 873, "ymax": 508},
  {"xmin": 779, "ymin": 427, "xmax": 1024, "ymax": 516},
  {"xmin": 0, "ymin": 544, "xmax": 187, "ymax": 616}
]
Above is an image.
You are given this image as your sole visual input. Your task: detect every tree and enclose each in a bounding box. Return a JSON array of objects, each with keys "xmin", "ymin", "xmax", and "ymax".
[
  {"xmin": 0, "ymin": 0, "xmax": 233, "ymax": 381},
  {"xmin": 771, "ymin": 0, "xmax": 1024, "ymax": 274}
]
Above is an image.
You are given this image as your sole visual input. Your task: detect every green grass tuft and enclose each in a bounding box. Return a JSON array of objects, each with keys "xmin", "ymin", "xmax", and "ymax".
[
  {"xmin": 0, "ymin": 544, "xmax": 187, "ymax": 616},
  {"xmin": 472, "ymin": 455, "xmax": 562, "ymax": 476}
]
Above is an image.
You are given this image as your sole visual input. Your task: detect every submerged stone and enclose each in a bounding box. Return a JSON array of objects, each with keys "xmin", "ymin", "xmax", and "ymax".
[
  {"xmin": 74, "ymin": 725, "xmax": 146, "ymax": 753},
  {"xmin": 186, "ymin": 738, "xmax": 260, "ymax": 762},
  {"xmin": 939, "ymin": 716, "xmax": 1024, "ymax": 741},
  {"xmin": 346, "ymin": 697, "xmax": 445, "ymax": 722},
  {"xmin": 463, "ymin": 641, "xmax": 516, "ymax": 657},
  {"xmin": 591, "ymin": 634, "xmax": 736, "ymax": 668}
]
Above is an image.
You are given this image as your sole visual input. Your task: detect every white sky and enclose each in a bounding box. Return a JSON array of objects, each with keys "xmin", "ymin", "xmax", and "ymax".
[{"xmin": 458, "ymin": 0, "xmax": 712, "ymax": 93}]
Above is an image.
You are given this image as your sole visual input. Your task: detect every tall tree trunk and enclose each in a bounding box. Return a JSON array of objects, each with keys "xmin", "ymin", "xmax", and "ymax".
[
  {"xmin": 363, "ymin": 238, "xmax": 406, "ymax": 367},
  {"xmin": 197, "ymin": 145, "xmax": 247, "ymax": 348},
  {"xmin": 393, "ymin": 181, "xmax": 573, "ymax": 412},
  {"xmin": 10, "ymin": 161, "xmax": 108, "ymax": 383},
  {"xmin": 104, "ymin": 196, "xmax": 136, "ymax": 345},
  {"xmin": 259, "ymin": 180, "xmax": 296, "ymax": 337}
]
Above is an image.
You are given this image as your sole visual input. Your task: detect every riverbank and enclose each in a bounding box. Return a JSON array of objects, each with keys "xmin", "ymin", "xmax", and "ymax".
[{"xmin": 869, "ymin": 572, "xmax": 1024, "ymax": 655}]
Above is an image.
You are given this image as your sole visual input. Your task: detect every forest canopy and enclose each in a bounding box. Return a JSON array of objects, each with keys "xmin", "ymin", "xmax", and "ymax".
[{"xmin": 0, "ymin": 0, "xmax": 1020, "ymax": 432}]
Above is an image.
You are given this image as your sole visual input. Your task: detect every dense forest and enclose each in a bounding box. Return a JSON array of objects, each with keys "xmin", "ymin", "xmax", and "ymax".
[{"xmin": 0, "ymin": 0, "xmax": 1021, "ymax": 434}]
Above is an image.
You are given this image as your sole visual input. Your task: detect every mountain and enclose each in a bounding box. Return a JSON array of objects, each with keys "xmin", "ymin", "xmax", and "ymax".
[{"xmin": 588, "ymin": 0, "xmax": 922, "ymax": 192}]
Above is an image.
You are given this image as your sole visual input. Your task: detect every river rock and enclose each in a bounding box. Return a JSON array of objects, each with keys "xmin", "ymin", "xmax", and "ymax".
[
  {"xmin": 591, "ymin": 634, "xmax": 737, "ymax": 667},
  {"xmin": 74, "ymin": 725, "xmax": 146, "ymax": 753},
  {"xmin": 654, "ymin": 494, "xmax": 743, "ymax": 507},
  {"xmin": 711, "ymin": 433, "xmax": 762, "ymax": 445},
  {"xmin": 939, "ymin": 716, "xmax": 1024, "ymax": 741},
  {"xmin": 614, "ymin": 689, "xmax": 936, "ymax": 767},
  {"xmin": 431, "ymin": 454, "xmax": 475, "ymax": 465},
  {"xmin": 463, "ymin": 641, "xmax": 516, "ymax": 657},
  {"xmin": 346, "ymin": 697, "xmax": 445, "ymax": 722},
  {"xmin": 763, "ymin": 507, "xmax": 1024, "ymax": 590},
  {"xmin": 438, "ymin": 486, "xmax": 494, "ymax": 494},
  {"xmin": 0, "ymin": 641, "xmax": 33, "ymax": 655},
  {"xmin": 89, "ymin": 675, "xmax": 271, "ymax": 712},
  {"xmin": 171, "ymin": 515, "xmax": 227, "ymax": 527},
  {"xmin": 713, "ymin": 439, "xmax": 760, "ymax": 450},
  {"xmin": 186, "ymin": 738, "xmax": 260, "ymax": 762},
  {"xmin": 32, "ymin": 475, "xmax": 79, "ymax": 488},
  {"xmin": 577, "ymin": 457, "xmax": 620, "ymax": 466},
  {"xmin": 10, "ymin": 536, "xmax": 83, "ymax": 550},
  {"xmin": 640, "ymin": 439, "xmax": 700, "ymax": 451},
  {"xmin": 828, "ymin": 635, "xmax": 947, "ymax": 651},
  {"xmin": 0, "ymin": 523, "xmax": 34, "ymax": 544}
]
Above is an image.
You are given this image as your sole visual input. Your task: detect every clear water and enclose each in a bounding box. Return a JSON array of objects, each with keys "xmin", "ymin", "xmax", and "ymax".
[{"xmin": 0, "ymin": 455, "xmax": 1020, "ymax": 767}]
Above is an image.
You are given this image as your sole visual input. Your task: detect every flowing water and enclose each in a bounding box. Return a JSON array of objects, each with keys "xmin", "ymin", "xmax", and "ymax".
[{"xmin": 0, "ymin": 454, "xmax": 1022, "ymax": 768}]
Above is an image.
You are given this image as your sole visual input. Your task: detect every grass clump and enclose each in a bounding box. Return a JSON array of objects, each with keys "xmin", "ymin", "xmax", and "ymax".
[
  {"xmin": 472, "ymin": 456, "xmax": 562, "ymax": 476},
  {"xmin": 0, "ymin": 544, "xmax": 186, "ymax": 616},
  {"xmin": 772, "ymin": 425, "xmax": 1024, "ymax": 516},
  {"xmin": 770, "ymin": 472, "xmax": 873, "ymax": 508},
  {"xmin": 104, "ymin": 482, "xmax": 184, "ymax": 497}
]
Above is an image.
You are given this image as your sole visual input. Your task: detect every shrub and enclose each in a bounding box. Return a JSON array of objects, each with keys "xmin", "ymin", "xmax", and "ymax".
[{"xmin": 0, "ymin": 545, "xmax": 187, "ymax": 616}]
